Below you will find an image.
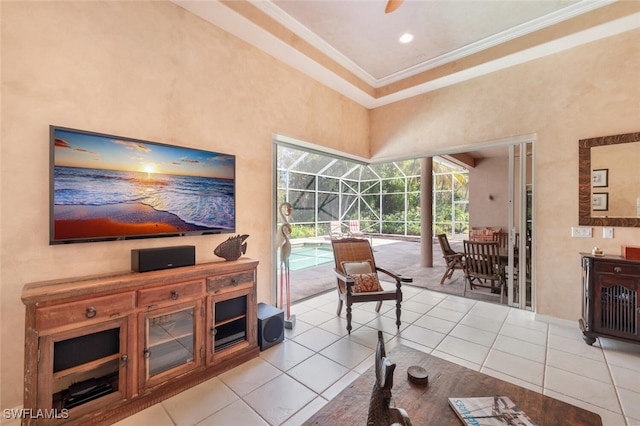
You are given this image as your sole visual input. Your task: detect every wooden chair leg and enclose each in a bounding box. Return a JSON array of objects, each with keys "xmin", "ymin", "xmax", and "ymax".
[
  {"xmin": 346, "ymin": 303, "xmax": 352, "ymax": 334},
  {"xmin": 440, "ymin": 267, "xmax": 451, "ymax": 284},
  {"xmin": 337, "ymin": 298, "xmax": 343, "ymax": 316},
  {"xmin": 375, "ymin": 300, "xmax": 383, "ymax": 312},
  {"xmin": 395, "ymin": 300, "xmax": 401, "ymax": 330}
]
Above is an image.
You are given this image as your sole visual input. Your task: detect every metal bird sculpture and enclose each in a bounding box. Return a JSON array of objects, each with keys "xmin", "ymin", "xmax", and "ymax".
[{"xmin": 275, "ymin": 202, "xmax": 293, "ymax": 325}]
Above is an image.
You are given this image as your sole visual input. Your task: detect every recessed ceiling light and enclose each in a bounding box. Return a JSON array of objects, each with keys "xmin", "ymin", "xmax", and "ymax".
[{"xmin": 399, "ymin": 33, "xmax": 414, "ymax": 44}]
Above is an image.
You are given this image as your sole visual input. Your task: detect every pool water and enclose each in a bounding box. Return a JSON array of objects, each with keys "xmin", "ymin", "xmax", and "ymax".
[{"xmin": 279, "ymin": 243, "xmax": 334, "ymax": 271}]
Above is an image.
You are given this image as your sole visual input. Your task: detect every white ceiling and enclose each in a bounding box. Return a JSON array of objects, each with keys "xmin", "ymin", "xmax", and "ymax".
[
  {"xmin": 266, "ymin": 0, "xmax": 590, "ymax": 83},
  {"xmin": 175, "ymin": 0, "xmax": 638, "ymax": 108}
]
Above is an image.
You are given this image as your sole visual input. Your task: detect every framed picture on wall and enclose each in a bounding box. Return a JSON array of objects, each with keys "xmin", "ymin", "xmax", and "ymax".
[
  {"xmin": 592, "ymin": 192, "xmax": 609, "ymax": 211},
  {"xmin": 592, "ymin": 169, "xmax": 608, "ymax": 188}
]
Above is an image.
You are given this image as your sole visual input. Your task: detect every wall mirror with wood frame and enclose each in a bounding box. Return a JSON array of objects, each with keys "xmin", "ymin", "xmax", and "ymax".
[{"xmin": 579, "ymin": 131, "xmax": 640, "ymax": 227}]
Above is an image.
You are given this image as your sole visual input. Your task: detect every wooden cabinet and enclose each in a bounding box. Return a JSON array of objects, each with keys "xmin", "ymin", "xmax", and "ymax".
[
  {"xmin": 38, "ymin": 318, "xmax": 132, "ymax": 416},
  {"xmin": 22, "ymin": 259, "xmax": 259, "ymax": 425},
  {"xmin": 580, "ymin": 254, "xmax": 639, "ymax": 345}
]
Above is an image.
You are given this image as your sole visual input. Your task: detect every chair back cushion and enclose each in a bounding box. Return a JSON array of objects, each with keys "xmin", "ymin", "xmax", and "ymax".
[{"xmin": 342, "ymin": 260, "xmax": 373, "ymax": 275}]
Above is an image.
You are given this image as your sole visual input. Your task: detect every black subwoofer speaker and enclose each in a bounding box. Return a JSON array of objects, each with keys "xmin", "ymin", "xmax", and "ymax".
[
  {"xmin": 257, "ymin": 303, "xmax": 284, "ymax": 351},
  {"xmin": 131, "ymin": 245, "xmax": 195, "ymax": 272}
]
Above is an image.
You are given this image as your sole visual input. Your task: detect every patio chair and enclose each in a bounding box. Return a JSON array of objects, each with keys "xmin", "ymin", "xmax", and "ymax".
[
  {"xmin": 436, "ymin": 234, "xmax": 465, "ymax": 285},
  {"xmin": 493, "ymin": 231, "xmax": 509, "ymax": 250},
  {"xmin": 463, "ymin": 240, "xmax": 505, "ymax": 303},
  {"xmin": 347, "ymin": 220, "xmax": 365, "ymax": 238},
  {"xmin": 331, "ymin": 238, "xmax": 412, "ymax": 334},
  {"xmin": 330, "ymin": 221, "xmax": 344, "ymax": 239}
]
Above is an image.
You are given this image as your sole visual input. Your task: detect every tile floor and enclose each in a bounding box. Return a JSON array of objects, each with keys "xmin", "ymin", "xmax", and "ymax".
[{"xmin": 115, "ymin": 285, "xmax": 640, "ymax": 426}]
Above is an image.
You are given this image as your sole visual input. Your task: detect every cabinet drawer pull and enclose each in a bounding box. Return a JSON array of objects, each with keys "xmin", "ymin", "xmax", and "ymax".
[
  {"xmin": 231, "ymin": 278, "xmax": 239, "ymax": 287},
  {"xmin": 171, "ymin": 290, "xmax": 179, "ymax": 300},
  {"xmin": 85, "ymin": 306, "xmax": 97, "ymax": 318},
  {"xmin": 613, "ymin": 267, "xmax": 622, "ymax": 273}
]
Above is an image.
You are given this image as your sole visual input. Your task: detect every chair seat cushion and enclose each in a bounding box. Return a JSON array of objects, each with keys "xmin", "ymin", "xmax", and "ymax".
[{"xmin": 349, "ymin": 272, "xmax": 384, "ymax": 293}]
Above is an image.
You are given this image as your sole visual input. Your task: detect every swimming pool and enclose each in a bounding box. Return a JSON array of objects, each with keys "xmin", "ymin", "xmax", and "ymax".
[{"xmin": 281, "ymin": 243, "xmax": 334, "ymax": 271}]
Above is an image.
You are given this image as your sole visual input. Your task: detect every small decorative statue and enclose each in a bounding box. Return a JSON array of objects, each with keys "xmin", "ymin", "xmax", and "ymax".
[
  {"xmin": 275, "ymin": 201, "xmax": 295, "ymax": 328},
  {"xmin": 214, "ymin": 234, "xmax": 249, "ymax": 261},
  {"xmin": 367, "ymin": 331, "xmax": 412, "ymax": 426}
]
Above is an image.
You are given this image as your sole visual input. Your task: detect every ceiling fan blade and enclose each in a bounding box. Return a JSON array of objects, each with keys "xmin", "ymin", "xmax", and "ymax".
[{"xmin": 385, "ymin": 0, "xmax": 403, "ymax": 14}]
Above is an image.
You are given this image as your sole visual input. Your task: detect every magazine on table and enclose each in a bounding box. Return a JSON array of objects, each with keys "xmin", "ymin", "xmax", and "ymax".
[{"xmin": 448, "ymin": 395, "xmax": 538, "ymax": 426}]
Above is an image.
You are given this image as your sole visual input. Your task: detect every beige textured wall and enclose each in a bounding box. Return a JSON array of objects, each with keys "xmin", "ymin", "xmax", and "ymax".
[
  {"xmin": 371, "ymin": 29, "xmax": 640, "ymax": 322},
  {"xmin": 0, "ymin": 1, "xmax": 368, "ymax": 408},
  {"xmin": 468, "ymin": 157, "xmax": 509, "ymax": 230}
]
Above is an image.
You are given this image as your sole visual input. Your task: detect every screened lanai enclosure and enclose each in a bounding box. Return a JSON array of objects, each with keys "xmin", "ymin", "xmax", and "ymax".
[
  {"xmin": 273, "ymin": 139, "xmax": 535, "ymax": 311},
  {"xmin": 275, "ymin": 144, "xmax": 469, "ymax": 240}
]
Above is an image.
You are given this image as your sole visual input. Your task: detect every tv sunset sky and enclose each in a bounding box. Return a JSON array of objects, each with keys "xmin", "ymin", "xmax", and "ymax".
[{"xmin": 53, "ymin": 128, "xmax": 235, "ymax": 180}]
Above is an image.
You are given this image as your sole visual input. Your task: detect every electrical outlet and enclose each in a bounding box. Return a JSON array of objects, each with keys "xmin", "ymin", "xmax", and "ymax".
[
  {"xmin": 603, "ymin": 227, "xmax": 614, "ymax": 239},
  {"xmin": 571, "ymin": 226, "xmax": 592, "ymax": 238}
]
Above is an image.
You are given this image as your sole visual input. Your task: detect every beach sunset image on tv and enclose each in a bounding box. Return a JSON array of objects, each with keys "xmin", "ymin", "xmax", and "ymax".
[{"xmin": 50, "ymin": 126, "xmax": 235, "ymax": 244}]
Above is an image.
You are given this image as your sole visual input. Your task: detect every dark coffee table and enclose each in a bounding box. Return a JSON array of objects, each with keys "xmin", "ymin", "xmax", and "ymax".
[{"xmin": 303, "ymin": 344, "xmax": 602, "ymax": 425}]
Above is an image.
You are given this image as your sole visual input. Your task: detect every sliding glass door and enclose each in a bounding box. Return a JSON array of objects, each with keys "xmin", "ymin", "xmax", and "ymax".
[{"xmin": 505, "ymin": 142, "xmax": 534, "ymax": 309}]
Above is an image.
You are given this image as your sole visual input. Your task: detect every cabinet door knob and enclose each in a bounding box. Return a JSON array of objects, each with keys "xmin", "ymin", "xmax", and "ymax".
[
  {"xmin": 121, "ymin": 354, "xmax": 128, "ymax": 365},
  {"xmin": 85, "ymin": 306, "xmax": 97, "ymax": 318},
  {"xmin": 211, "ymin": 328, "xmax": 217, "ymax": 336},
  {"xmin": 144, "ymin": 349, "xmax": 151, "ymax": 359},
  {"xmin": 613, "ymin": 267, "xmax": 622, "ymax": 273},
  {"xmin": 171, "ymin": 290, "xmax": 179, "ymax": 300}
]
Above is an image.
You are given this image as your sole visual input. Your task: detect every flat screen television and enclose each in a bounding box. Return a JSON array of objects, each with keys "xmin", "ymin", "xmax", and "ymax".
[{"xmin": 50, "ymin": 126, "xmax": 235, "ymax": 244}]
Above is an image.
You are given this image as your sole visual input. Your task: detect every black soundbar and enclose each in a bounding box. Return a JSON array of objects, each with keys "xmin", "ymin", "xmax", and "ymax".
[{"xmin": 131, "ymin": 245, "xmax": 195, "ymax": 272}]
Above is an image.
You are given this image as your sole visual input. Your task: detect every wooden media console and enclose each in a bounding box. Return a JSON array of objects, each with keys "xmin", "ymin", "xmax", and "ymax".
[{"xmin": 21, "ymin": 259, "xmax": 259, "ymax": 425}]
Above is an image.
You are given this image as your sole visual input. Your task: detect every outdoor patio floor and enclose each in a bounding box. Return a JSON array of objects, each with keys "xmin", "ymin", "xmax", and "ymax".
[{"xmin": 287, "ymin": 237, "xmax": 503, "ymax": 306}]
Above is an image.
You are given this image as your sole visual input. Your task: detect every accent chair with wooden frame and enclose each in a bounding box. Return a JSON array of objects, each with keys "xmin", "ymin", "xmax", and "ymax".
[
  {"xmin": 463, "ymin": 240, "xmax": 505, "ymax": 303},
  {"xmin": 436, "ymin": 234, "xmax": 465, "ymax": 285},
  {"xmin": 331, "ymin": 238, "xmax": 412, "ymax": 334}
]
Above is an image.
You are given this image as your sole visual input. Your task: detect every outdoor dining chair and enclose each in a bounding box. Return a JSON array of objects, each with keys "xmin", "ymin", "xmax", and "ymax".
[
  {"xmin": 437, "ymin": 234, "xmax": 465, "ymax": 285},
  {"xmin": 463, "ymin": 240, "xmax": 505, "ymax": 303}
]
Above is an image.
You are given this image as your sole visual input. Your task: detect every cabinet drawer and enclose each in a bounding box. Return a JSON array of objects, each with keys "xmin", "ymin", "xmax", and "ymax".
[
  {"xmin": 36, "ymin": 293, "xmax": 135, "ymax": 331},
  {"xmin": 207, "ymin": 270, "xmax": 255, "ymax": 292},
  {"xmin": 594, "ymin": 261, "xmax": 640, "ymax": 276},
  {"xmin": 138, "ymin": 280, "xmax": 204, "ymax": 308}
]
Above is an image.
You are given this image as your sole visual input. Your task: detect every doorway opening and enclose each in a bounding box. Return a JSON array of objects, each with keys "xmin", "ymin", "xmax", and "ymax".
[{"xmin": 272, "ymin": 136, "xmax": 534, "ymax": 311}]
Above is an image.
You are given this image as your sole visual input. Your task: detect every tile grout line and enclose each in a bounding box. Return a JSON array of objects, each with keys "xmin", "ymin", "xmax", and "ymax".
[{"xmin": 599, "ymin": 341, "xmax": 627, "ymax": 423}]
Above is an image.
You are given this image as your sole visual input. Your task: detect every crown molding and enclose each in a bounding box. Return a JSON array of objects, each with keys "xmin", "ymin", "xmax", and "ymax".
[
  {"xmin": 251, "ymin": 0, "xmax": 615, "ymax": 87},
  {"xmin": 173, "ymin": 1, "xmax": 639, "ymax": 109},
  {"xmin": 249, "ymin": 0, "xmax": 379, "ymax": 87},
  {"xmin": 376, "ymin": 0, "xmax": 616, "ymax": 86}
]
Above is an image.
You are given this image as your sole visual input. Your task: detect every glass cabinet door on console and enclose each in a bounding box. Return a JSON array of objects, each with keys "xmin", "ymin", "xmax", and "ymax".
[
  {"xmin": 141, "ymin": 300, "xmax": 202, "ymax": 389},
  {"xmin": 37, "ymin": 317, "xmax": 130, "ymax": 415}
]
